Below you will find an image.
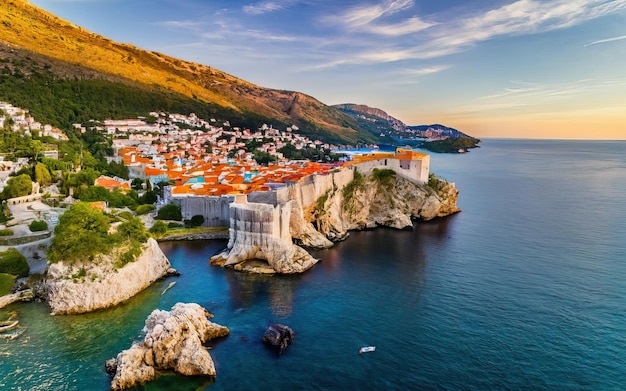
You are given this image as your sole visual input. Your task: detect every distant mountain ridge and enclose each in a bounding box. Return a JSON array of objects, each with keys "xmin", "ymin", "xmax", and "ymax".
[
  {"xmin": 332, "ymin": 103, "xmax": 473, "ymax": 140},
  {"xmin": 0, "ymin": 0, "xmax": 376, "ymax": 144}
]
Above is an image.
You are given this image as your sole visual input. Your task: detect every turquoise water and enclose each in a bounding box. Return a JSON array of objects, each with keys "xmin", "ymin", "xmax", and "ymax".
[{"xmin": 1, "ymin": 139, "xmax": 626, "ymax": 390}]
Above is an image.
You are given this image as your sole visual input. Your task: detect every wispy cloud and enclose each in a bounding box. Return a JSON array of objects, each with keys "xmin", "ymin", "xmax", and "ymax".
[
  {"xmin": 157, "ymin": 20, "xmax": 203, "ymax": 31},
  {"xmin": 584, "ymin": 34, "xmax": 626, "ymax": 46},
  {"xmin": 243, "ymin": 0, "xmax": 301, "ymax": 15},
  {"xmin": 320, "ymin": 0, "xmax": 626, "ymax": 66},
  {"xmin": 402, "ymin": 65, "xmax": 450, "ymax": 76},
  {"xmin": 326, "ymin": 0, "xmax": 434, "ymax": 36},
  {"xmin": 465, "ymin": 78, "xmax": 626, "ymax": 114}
]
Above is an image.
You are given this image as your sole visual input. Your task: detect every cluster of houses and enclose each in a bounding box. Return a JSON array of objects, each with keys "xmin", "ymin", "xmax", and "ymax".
[
  {"xmin": 0, "ymin": 102, "xmax": 68, "ymax": 142},
  {"xmin": 1, "ymin": 102, "xmax": 431, "ymax": 224}
]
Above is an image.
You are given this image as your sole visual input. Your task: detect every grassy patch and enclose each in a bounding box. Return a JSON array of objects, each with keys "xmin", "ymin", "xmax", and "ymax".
[
  {"xmin": 372, "ymin": 168, "xmax": 396, "ymax": 187},
  {"xmin": 0, "ymin": 273, "xmax": 15, "ymax": 296}
]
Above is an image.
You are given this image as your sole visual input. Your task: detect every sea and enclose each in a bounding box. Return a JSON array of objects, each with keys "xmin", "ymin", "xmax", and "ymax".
[{"xmin": 1, "ymin": 138, "xmax": 626, "ymax": 390}]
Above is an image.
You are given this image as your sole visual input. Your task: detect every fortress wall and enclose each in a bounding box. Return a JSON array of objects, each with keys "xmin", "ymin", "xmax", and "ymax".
[
  {"xmin": 175, "ymin": 196, "xmax": 234, "ymax": 227},
  {"xmin": 353, "ymin": 158, "xmax": 429, "ymax": 184}
]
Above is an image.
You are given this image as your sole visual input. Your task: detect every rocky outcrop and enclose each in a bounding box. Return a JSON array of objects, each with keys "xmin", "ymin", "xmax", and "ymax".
[
  {"xmin": 297, "ymin": 172, "xmax": 460, "ymax": 244},
  {"xmin": 210, "ymin": 170, "xmax": 459, "ymax": 274},
  {"xmin": 210, "ymin": 203, "xmax": 319, "ymax": 274},
  {"xmin": 45, "ymin": 238, "xmax": 173, "ymax": 315},
  {"xmin": 106, "ymin": 302, "xmax": 229, "ymax": 390}
]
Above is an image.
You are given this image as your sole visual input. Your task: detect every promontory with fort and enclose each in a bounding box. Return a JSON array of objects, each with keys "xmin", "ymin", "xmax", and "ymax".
[{"xmin": 0, "ymin": 1, "xmax": 476, "ymax": 388}]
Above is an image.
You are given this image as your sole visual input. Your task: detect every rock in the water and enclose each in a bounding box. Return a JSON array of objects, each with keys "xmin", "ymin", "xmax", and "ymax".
[
  {"xmin": 263, "ymin": 324, "xmax": 294, "ymax": 355},
  {"xmin": 108, "ymin": 302, "xmax": 229, "ymax": 390}
]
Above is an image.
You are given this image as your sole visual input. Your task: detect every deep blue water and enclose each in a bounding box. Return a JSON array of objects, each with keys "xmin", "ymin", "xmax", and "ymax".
[{"xmin": 1, "ymin": 139, "xmax": 626, "ymax": 390}]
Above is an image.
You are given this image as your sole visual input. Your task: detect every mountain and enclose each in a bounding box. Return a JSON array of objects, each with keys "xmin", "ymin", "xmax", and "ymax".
[
  {"xmin": 0, "ymin": 0, "xmax": 376, "ymax": 144},
  {"xmin": 406, "ymin": 124, "xmax": 473, "ymax": 140},
  {"xmin": 333, "ymin": 103, "xmax": 472, "ymax": 140}
]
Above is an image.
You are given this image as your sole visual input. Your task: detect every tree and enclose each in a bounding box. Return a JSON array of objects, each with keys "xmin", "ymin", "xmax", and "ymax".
[
  {"xmin": 1, "ymin": 174, "xmax": 32, "ymax": 200},
  {"xmin": 131, "ymin": 178, "xmax": 144, "ymax": 191},
  {"xmin": 189, "ymin": 214, "xmax": 205, "ymax": 227},
  {"xmin": 35, "ymin": 163, "xmax": 52, "ymax": 186},
  {"xmin": 47, "ymin": 202, "xmax": 112, "ymax": 263},
  {"xmin": 116, "ymin": 217, "xmax": 149, "ymax": 244},
  {"xmin": 30, "ymin": 139, "xmax": 44, "ymax": 161},
  {"xmin": 0, "ymin": 248, "xmax": 29, "ymax": 277},
  {"xmin": 156, "ymin": 203, "xmax": 182, "ymax": 221}
]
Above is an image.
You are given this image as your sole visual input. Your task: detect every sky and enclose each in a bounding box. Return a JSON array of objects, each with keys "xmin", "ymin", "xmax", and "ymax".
[{"xmin": 28, "ymin": 0, "xmax": 626, "ymax": 139}]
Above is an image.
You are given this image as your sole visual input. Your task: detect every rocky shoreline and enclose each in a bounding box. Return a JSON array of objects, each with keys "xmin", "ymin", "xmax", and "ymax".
[{"xmin": 211, "ymin": 171, "xmax": 460, "ymax": 274}]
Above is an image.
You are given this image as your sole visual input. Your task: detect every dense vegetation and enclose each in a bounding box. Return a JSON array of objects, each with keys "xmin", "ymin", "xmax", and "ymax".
[
  {"xmin": 0, "ymin": 174, "xmax": 32, "ymax": 200},
  {"xmin": 420, "ymin": 137, "xmax": 481, "ymax": 153},
  {"xmin": 0, "ymin": 273, "xmax": 15, "ymax": 296},
  {"xmin": 342, "ymin": 170, "xmax": 365, "ymax": 209},
  {"xmin": 47, "ymin": 202, "xmax": 149, "ymax": 267},
  {"xmin": 156, "ymin": 204, "xmax": 182, "ymax": 221},
  {"xmin": 0, "ymin": 57, "xmax": 262, "ymax": 132},
  {"xmin": 372, "ymin": 168, "xmax": 396, "ymax": 187},
  {"xmin": 0, "ymin": 248, "xmax": 29, "ymax": 277}
]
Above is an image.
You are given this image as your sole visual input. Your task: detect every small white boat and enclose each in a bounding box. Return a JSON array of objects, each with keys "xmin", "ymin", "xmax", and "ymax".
[{"xmin": 359, "ymin": 346, "xmax": 376, "ymax": 354}]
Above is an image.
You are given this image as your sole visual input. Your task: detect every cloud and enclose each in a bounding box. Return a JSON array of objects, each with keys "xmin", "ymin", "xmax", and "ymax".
[
  {"xmin": 336, "ymin": 0, "xmax": 415, "ymax": 29},
  {"xmin": 320, "ymin": 0, "xmax": 626, "ymax": 66},
  {"xmin": 243, "ymin": 0, "xmax": 301, "ymax": 15},
  {"xmin": 477, "ymin": 78, "xmax": 626, "ymax": 106},
  {"xmin": 585, "ymin": 34, "xmax": 626, "ymax": 46},
  {"xmin": 402, "ymin": 65, "xmax": 450, "ymax": 75},
  {"xmin": 157, "ymin": 20, "xmax": 202, "ymax": 31}
]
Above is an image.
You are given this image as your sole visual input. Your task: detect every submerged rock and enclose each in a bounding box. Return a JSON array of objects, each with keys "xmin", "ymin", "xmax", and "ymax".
[{"xmin": 107, "ymin": 302, "xmax": 229, "ymax": 390}]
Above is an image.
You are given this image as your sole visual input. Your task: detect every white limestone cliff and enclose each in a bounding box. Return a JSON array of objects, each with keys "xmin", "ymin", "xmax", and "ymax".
[
  {"xmin": 45, "ymin": 238, "xmax": 173, "ymax": 315},
  {"xmin": 107, "ymin": 302, "xmax": 229, "ymax": 390},
  {"xmin": 305, "ymin": 173, "xmax": 460, "ymax": 241}
]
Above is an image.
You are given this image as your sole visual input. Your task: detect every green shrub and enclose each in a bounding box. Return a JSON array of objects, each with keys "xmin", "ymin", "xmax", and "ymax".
[
  {"xmin": 29, "ymin": 220, "xmax": 49, "ymax": 232},
  {"xmin": 156, "ymin": 204, "xmax": 182, "ymax": 221},
  {"xmin": 428, "ymin": 173, "xmax": 445, "ymax": 191},
  {"xmin": 149, "ymin": 220, "xmax": 168, "ymax": 238},
  {"xmin": 0, "ymin": 248, "xmax": 29, "ymax": 277},
  {"xmin": 342, "ymin": 170, "xmax": 364, "ymax": 207},
  {"xmin": 135, "ymin": 204, "xmax": 155, "ymax": 215},
  {"xmin": 167, "ymin": 222, "xmax": 183, "ymax": 229},
  {"xmin": 372, "ymin": 168, "xmax": 396, "ymax": 187},
  {"xmin": 185, "ymin": 215, "xmax": 205, "ymax": 227},
  {"xmin": 0, "ymin": 229, "xmax": 14, "ymax": 237},
  {"xmin": 0, "ymin": 273, "xmax": 15, "ymax": 296}
]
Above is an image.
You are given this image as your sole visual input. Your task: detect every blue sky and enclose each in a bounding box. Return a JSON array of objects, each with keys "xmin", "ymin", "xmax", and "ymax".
[{"xmin": 29, "ymin": 0, "xmax": 626, "ymax": 139}]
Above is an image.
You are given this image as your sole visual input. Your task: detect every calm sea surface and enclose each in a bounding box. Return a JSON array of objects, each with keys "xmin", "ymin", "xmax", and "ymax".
[{"xmin": 1, "ymin": 139, "xmax": 626, "ymax": 390}]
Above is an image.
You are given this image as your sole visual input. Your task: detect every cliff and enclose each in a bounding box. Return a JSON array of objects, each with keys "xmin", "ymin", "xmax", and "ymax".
[
  {"xmin": 210, "ymin": 168, "xmax": 459, "ymax": 274},
  {"xmin": 299, "ymin": 172, "xmax": 460, "ymax": 243},
  {"xmin": 106, "ymin": 303, "xmax": 229, "ymax": 390},
  {"xmin": 45, "ymin": 238, "xmax": 173, "ymax": 315}
]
